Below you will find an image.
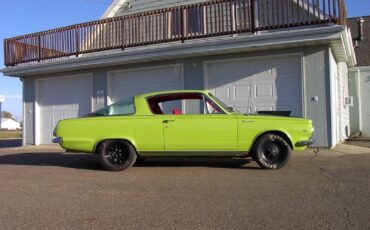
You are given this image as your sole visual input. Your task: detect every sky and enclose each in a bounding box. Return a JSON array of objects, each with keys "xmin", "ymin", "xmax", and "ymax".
[{"xmin": 0, "ymin": 0, "xmax": 369, "ymax": 122}]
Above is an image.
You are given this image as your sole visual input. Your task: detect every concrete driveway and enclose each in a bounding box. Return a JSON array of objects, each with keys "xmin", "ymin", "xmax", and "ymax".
[{"xmin": 0, "ymin": 143, "xmax": 369, "ymax": 229}]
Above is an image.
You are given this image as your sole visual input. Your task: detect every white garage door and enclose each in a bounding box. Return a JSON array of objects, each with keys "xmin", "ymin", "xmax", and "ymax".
[
  {"xmin": 206, "ymin": 56, "xmax": 302, "ymax": 116},
  {"xmin": 109, "ymin": 65, "xmax": 183, "ymax": 103},
  {"xmin": 360, "ymin": 69, "xmax": 370, "ymax": 137},
  {"xmin": 38, "ymin": 75, "xmax": 92, "ymax": 144}
]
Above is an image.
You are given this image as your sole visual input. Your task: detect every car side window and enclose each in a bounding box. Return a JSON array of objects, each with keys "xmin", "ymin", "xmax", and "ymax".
[
  {"xmin": 108, "ymin": 99, "xmax": 135, "ymax": 115},
  {"xmin": 147, "ymin": 93, "xmax": 225, "ymax": 115},
  {"xmin": 160, "ymin": 99, "xmax": 202, "ymax": 115},
  {"xmin": 205, "ymin": 97, "xmax": 223, "ymax": 114}
]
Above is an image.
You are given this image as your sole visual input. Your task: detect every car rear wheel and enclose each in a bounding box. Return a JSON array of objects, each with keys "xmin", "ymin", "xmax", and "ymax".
[
  {"xmin": 252, "ymin": 133, "xmax": 291, "ymax": 169},
  {"xmin": 98, "ymin": 140, "xmax": 137, "ymax": 171}
]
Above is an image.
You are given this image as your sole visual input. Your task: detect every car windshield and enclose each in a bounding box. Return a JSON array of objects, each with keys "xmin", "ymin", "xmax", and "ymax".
[
  {"xmin": 208, "ymin": 93, "xmax": 231, "ymax": 112},
  {"xmin": 89, "ymin": 97, "xmax": 135, "ymax": 116}
]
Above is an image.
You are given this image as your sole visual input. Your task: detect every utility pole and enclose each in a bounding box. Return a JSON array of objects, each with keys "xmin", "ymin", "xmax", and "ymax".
[{"xmin": 0, "ymin": 96, "xmax": 4, "ymax": 131}]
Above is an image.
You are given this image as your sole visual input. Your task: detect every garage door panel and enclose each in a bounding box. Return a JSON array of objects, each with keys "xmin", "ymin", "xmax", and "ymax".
[
  {"xmin": 254, "ymin": 83, "xmax": 274, "ymax": 98},
  {"xmin": 253, "ymin": 65, "xmax": 274, "ymax": 76},
  {"xmin": 39, "ymin": 75, "xmax": 92, "ymax": 144},
  {"xmin": 213, "ymin": 87, "xmax": 231, "ymax": 100},
  {"xmin": 110, "ymin": 65, "xmax": 183, "ymax": 104},
  {"xmin": 235, "ymin": 85, "xmax": 251, "ymax": 99},
  {"xmin": 206, "ymin": 56, "xmax": 302, "ymax": 116},
  {"xmin": 255, "ymin": 105, "xmax": 274, "ymax": 112}
]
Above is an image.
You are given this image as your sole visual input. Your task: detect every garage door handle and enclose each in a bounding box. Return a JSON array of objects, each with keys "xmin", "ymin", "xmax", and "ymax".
[{"xmin": 163, "ymin": 120, "xmax": 175, "ymax": 123}]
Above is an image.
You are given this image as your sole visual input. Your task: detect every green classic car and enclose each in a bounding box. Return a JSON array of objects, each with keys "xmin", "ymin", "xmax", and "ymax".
[{"xmin": 53, "ymin": 90, "xmax": 314, "ymax": 171}]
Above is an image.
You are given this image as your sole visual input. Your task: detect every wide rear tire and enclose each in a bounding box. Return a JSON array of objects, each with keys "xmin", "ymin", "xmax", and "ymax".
[
  {"xmin": 252, "ymin": 133, "xmax": 291, "ymax": 169},
  {"xmin": 98, "ymin": 140, "xmax": 137, "ymax": 171}
]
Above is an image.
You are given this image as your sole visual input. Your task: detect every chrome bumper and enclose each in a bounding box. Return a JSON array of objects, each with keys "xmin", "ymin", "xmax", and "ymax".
[
  {"xmin": 296, "ymin": 139, "xmax": 315, "ymax": 147},
  {"xmin": 52, "ymin": 137, "xmax": 62, "ymax": 144}
]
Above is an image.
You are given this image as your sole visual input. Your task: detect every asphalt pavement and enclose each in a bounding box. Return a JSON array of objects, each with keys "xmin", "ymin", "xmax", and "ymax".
[
  {"xmin": 0, "ymin": 138, "xmax": 22, "ymax": 148},
  {"xmin": 0, "ymin": 143, "xmax": 369, "ymax": 229}
]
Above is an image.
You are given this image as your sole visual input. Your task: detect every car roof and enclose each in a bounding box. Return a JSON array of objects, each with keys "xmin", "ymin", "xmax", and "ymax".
[{"xmin": 135, "ymin": 90, "xmax": 208, "ymax": 99}]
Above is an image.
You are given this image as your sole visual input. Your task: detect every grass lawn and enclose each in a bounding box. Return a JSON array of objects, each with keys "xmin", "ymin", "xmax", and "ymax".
[{"xmin": 0, "ymin": 130, "xmax": 22, "ymax": 139}]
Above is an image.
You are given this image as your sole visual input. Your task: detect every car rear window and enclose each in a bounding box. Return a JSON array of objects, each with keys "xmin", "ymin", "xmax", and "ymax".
[{"xmin": 91, "ymin": 97, "xmax": 135, "ymax": 116}]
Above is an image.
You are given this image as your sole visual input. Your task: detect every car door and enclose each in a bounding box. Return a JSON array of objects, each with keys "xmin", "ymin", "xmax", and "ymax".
[
  {"xmin": 163, "ymin": 114, "xmax": 237, "ymax": 151},
  {"xmin": 162, "ymin": 96, "xmax": 237, "ymax": 151}
]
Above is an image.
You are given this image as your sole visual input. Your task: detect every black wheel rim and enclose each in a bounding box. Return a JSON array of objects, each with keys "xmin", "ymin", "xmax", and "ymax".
[
  {"xmin": 261, "ymin": 141, "xmax": 285, "ymax": 165},
  {"xmin": 104, "ymin": 142, "xmax": 130, "ymax": 165}
]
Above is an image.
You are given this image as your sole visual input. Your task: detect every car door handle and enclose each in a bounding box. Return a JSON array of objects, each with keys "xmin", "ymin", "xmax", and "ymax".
[
  {"xmin": 241, "ymin": 120, "xmax": 255, "ymax": 123},
  {"xmin": 163, "ymin": 120, "xmax": 175, "ymax": 123}
]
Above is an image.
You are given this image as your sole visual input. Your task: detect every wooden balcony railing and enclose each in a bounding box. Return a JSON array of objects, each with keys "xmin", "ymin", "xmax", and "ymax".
[{"xmin": 4, "ymin": 0, "xmax": 347, "ymax": 67}]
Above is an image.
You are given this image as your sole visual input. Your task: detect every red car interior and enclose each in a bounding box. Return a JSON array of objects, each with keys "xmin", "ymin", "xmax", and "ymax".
[{"xmin": 172, "ymin": 108, "xmax": 182, "ymax": 114}]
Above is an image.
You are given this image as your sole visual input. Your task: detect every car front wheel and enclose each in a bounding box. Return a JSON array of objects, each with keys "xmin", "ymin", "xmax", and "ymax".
[
  {"xmin": 98, "ymin": 140, "xmax": 137, "ymax": 171},
  {"xmin": 252, "ymin": 133, "xmax": 291, "ymax": 169}
]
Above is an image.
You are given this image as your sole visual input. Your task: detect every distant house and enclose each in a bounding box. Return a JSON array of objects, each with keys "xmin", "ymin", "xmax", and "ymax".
[
  {"xmin": 1, "ymin": 118, "xmax": 21, "ymax": 131},
  {"xmin": 348, "ymin": 16, "xmax": 370, "ymax": 138},
  {"xmin": 1, "ymin": 0, "xmax": 356, "ymax": 147}
]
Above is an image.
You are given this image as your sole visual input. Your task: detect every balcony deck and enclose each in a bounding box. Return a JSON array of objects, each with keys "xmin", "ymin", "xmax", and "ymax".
[{"xmin": 4, "ymin": 0, "xmax": 347, "ymax": 67}]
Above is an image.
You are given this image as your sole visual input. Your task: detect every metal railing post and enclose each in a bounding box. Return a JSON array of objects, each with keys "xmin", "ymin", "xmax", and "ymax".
[
  {"xmin": 250, "ymin": 0, "xmax": 256, "ymax": 33},
  {"xmin": 38, "ymin": 34, "xmax": 41, "ymax": 62},
  {"xmin": 4, "ymin": 39, "xmax": 8, "ymax": 66},
  {"xmin": 122, "ymin": 18, "xmax": 125, "ymax": 50},
  {"xmin": 180, "ymin": 8, "xmax": 185, "ymax": 43},
  {"xmin": 75, "ymin": 27, "xmax": 79, "ymax": 57}
]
